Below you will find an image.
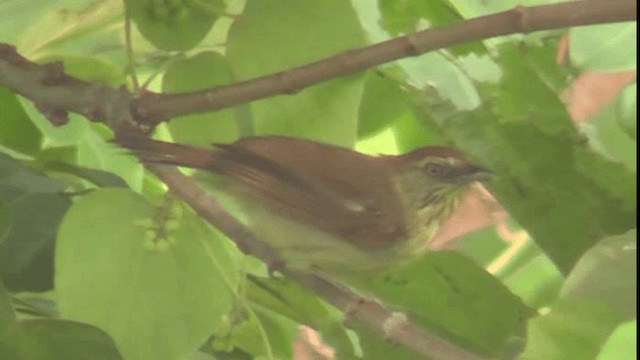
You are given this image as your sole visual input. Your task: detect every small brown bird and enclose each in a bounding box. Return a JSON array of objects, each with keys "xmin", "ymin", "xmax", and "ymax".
[{"xmin": 119, "ymin": 135, "xmax": 491, "ymax": 272}]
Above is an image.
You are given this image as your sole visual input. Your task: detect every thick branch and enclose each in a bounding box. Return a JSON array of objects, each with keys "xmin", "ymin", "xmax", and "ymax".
[
  {"xmin": 135, "ymin": 0, "xmax": 637, "ymax": 124},
  {"xmin": 0, "ymin": 44, "xmax": 134, "ymax": 128}
]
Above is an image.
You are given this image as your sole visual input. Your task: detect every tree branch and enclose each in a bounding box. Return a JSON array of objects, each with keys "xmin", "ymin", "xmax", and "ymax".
[
  {"xmin": 134, "ymin": 0, "xmax": 636, "ymax": 125},
  {"xmin": 145, "ymin": 163, "xmax": 485, "ymax": 360}
]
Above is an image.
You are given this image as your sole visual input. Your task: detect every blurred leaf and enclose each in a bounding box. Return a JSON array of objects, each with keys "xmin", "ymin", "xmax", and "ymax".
[
  {"xmin": 12, "ymin": 294, "xmax": 59, "ymax": 320},
  {"xmin": 226, "ymin": 0, "xmax": 367, "ymax": 146},
  {"xmin": 0, "ymin": 154, "xmax": 72, "ymax": 291},
  {"xmin": 244, "ymin": 276, "xmax": 354, "ymax": 357},
  {"xmin": 127, "ymin": 0, "xmax": 223, "ymax": 51},
  {"xmin": 37, "ymin": 55, "xmax": 125, "ymax": 87},
  {"xmin": 187, "ymin": 351, "xmax": 218, "ymax": 360},
  {"xmin": 378, "ymin": 0, "xmax": 483, "ymax": 54},
  {"xmin": 379, "ymin": 0, "xmax": 459, "ymax": 33},
  {"xmin": 212, "ymin": 301, "xmax": 296, "ymax": 359},
  {"xmin": 597, "ymin": 320, "xmax": 636, "ymax": 360},
  {"xmin": 18, "ymin": 98, "xmax": 93, "ymax": 146},
  {"xmin": 0, "ymin": 0, "xmax": 89, "ymax": 42},
  {"xmin": 0, "ymin": 86, "xmax": 42, "ymax": 156},
  {"xmin": 246, "ymin": 276, "xmax": 330, "ymax": 328},
  {"xmin": 38, "ymin": 161, "xmax": 128, "ymax": 188},
  {"xmin": 435, "ymin": 43, "xmax": 636, "ymax": 272},
  {"xmin": 16, "ymin": 0, "xmax": 123, "ymax": 60},
  {"xmin": 616, "ymin": 83, "xmax": 637, "ymax": 140},
  {"xmin": 1, "ymin": 281, "xmax": 123, "ymax": 360},
  {"xmin": 0, "ymin": 153, "xmax": 70, "ymax": 200},
  {"xmin": 163, "ymin": 51, "xmax": 241, "ymax": 145},
  {"xmin": 56, "ymin": 189, "xmax": 239, "ymax": 360},
  {"xmin": 356, "ymin": 322, "xmax": 424, "ymax": 360},
  {"xmin": 0, "ymin": 280, "xmax": 17, "ymax": 334},
  {"xmin": 342, "ymin": 252, "xmax": 532, "ymax": 356},
  {"xmin": 503, "ymin": 254, "xmax": 563, "ymax": 310},
  {"xmin": 0, "ymin": 192, "xmax": 69, "ymax": 292},
  {"xmin": 398, "ymin": 52, "xmax": 481, "ymax": 111},
  {"xmin": 11, "ymin": 319, "xmax": 124, "ymax": 360},
  {"xmin": 393, "ymin": 107, "xmax": 447, "ymax": 151},
  {"xmin": 20, "ymin": 98, "xmax": 145, "ymax": 190},
  {"xmin": 520, "ymin": 300, "xmax": 625, "ymax": 360},
  {"xmin": 358, "ymin": 72, "xmax": 409, "ymax": 137},
  {"xmin": 570, "ymin": 23, "xmax": 637, "ymax": 71},
  {"xmin": 561, "ymin": 230, "xmax": 636, "ymax": 320}
]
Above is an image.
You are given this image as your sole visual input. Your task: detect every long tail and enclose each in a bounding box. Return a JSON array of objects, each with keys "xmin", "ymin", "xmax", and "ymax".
[{"xmin": 115, "ymin": 135, "xmax": 218, "ymax": 170}]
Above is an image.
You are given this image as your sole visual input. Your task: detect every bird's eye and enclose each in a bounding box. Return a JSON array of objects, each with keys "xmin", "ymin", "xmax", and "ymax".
[{"xmin": 424, "ymin": 163, "xmax": 446, "ymax": 178}]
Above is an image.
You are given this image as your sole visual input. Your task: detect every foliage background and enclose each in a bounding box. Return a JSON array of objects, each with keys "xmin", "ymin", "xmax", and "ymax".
[{"xmin": 0, "ymin": 0, "xmax": 636, "ymax": 359}]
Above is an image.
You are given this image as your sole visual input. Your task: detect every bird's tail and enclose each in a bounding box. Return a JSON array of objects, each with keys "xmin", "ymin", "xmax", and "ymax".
[{"xmin": 115, "ymin": 135, "xmax": 218, "ymax": 170}]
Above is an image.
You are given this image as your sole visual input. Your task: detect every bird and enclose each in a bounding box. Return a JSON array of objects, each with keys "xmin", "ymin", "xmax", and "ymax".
[{"xmin": 118, "ymin": 135, "xmax": 492, "ymax": 273}]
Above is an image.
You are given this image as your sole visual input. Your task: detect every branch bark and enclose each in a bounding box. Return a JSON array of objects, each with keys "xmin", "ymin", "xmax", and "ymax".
[
  {"xmin": 146, "ymin": 163, "xmax": 485, "ymax": 360},
  {"xmin": 134, "ymin": 0, "xmax": 637, "ymax": 125}
]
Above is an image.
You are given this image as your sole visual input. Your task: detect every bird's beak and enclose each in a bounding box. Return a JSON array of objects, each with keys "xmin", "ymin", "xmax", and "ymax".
[{"xmin": 461, "ymin": 165, "xmax": 494, "ymax": 183}]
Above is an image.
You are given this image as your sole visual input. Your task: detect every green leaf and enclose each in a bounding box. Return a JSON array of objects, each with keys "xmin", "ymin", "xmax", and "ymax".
[
  {"xmin": 38, "ymin": 161, "xmax": 128, "ymax": 188},
  {"xmin": 342, "ymin": 252, "xmax": 532, "ymax": 356},
  {"xmin": 399, "ymin": 52, "xmax": 482, "ymax": 111},
  {"xmin": 226, "ymin": 0, "xmax": 367, "ymax": 146},
  {"xmin": 18, "ymin": 99, "xmax": 145, "ymax": 190},
  {"xmin": 355, "ymin": 322, "xmax": 424, "ymax": 360},
  {"xmin": 0, "ymin": 152, "xmax": 71, "ymax": 200},
  {"xmin": 0, "ymin": 192, "xmax": 69, "ymax": 292},
  {"xmin": 570, "ymin": 23, "xmax": 637, "ymax": 71},
  {"xmin": 358, "ymin": 72, "xmax": 409, "ymax": 138},
  {"xmin": 0, "ymin": 280, "xmax": 17, "ymax": 335},
  {"xmin": 244, "ymin": 276, "xmax": 355, "ymax": 358},
  {"xmin": 16, "ymin": 0, "xmax": 123, "ymax": 60},
  {"xmin": 1, "ymin": 281, "xmax": 123, "ymax": 360},
  {"xmin": 582, "ymin": 83, "xmax": 637, "ymax": 172},
  {"xmin": 561, "ymin": 230, "xmax": 636, "ymax": 321},
  {"xmin": 379, "ymin": 0, "xmax": 460, "ymax": 32},
  {"xmin": 437, "ymin": 43, "xmax": 636, "ymax": 272},
  {"xmin": 163, "ymin": 51, "xmax": 242, "ymax": 144},
  {"xmin": 503, "ymin": 254, "xmax": 564, "ymax": 310},
  {"xmin": 127, "ymin": 0, "xmax": 223, "ymax": 51},
  {"xmin": 616, "ymin": 83, "xmax": 637, "ymax": 140},
  {"xmin": 12, "ymin": 319, "xmax": 124, "ymax": 360},
  {"xmin": 0, "ymin": 154, "xmax": 73, "ymax": 291},
  {"xmin": 56, "ymin": 189, "xmax": 239, "ymax": 360},
  {"xmin": 378, "ymin": 0, "xmax": 483, "ymax": 55},
  {"xmin": 520, "ymin": 300, "xmax": 625, "ymax": 360},
  {"xmin": 597, "ymin": 321, "xmax": 637, "ymax": 360},
  {"xmin": 0, "ymin": 86, "xmax": 42, "ymax": 156},
  {"xmin": 37, "ymin": 55, "xmax": 125, "ymax": 87}
]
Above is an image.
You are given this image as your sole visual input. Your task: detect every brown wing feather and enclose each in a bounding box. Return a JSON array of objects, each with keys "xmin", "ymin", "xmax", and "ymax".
[
  {"xmin": 119, "ymin": 135, "xmax": 408, "ymax": 248},
  {"xmin": 223, "ymin": 136, "xmax": 407, "ymax": 248}
]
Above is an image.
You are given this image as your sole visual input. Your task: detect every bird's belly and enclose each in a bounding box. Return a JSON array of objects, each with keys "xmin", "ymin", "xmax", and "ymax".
[{"xmin": 249, "ymin": 210, "xmax": 418, "ymax": 272}]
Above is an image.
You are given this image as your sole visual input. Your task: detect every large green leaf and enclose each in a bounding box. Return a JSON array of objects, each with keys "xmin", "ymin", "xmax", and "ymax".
[
  {"xmin": 56, "ymin": 188, "xmax": 239, "ymax": 360},
  {"xmin": 0, "ymin": 154, "xmax": 72, "ymax": 292},
  {"xmin": 570, "ymin": 23, "xmax": 637, "ymax": 71},
  {"xmin": 0, "ymin": 86, "xmax": 42, "ymax": 156},
  {"xmin": 342, "ymin": 252, "xmax": 532, "ymax": 357},
  {"xmin": 127, "ymin": 0, "xmax": 223, "ymax": 51},
  {"xmin": 436, "ymin": 43, "xmax": 636, "ymax": 272},
  {"xmin": 226, "ymin": 0, "xmax": 367, "ymax": 146},
  {"xmin": 0, "ymin": 281, "xmax": 123, "ymax": 360},
  {"xmin": 561, "ymin": 230, "xmax": 636, "ymax": 321},
  {"xmin": 163, "ymin": 51, "xmax": 242, "ymax": 145},
  {"xmin": 520, "ymin": 300, "xmax": 625, "ymax": 360}
]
